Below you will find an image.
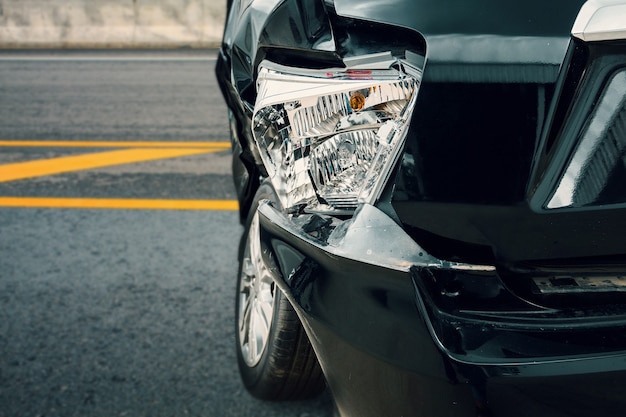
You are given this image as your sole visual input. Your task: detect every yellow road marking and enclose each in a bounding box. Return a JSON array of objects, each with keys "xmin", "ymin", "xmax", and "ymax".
[
  {"xmin": 0, "ymin": 140, "xmax": 231, "ymax": 149},
  {"xmin": 0, "ymin": 140, "xmax": 238, "ymax": 211},
  {"xmin": 0, "ymin": 197, "xmax": 239, "ymax": 211},
  {"xmin": 0, "ymin": 148, "xmax": 220, "ymax": 183}
]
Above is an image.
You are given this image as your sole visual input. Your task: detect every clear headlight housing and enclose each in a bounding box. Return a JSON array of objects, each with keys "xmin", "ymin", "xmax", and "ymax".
[{"xmin": 252, "ymin": 52, "xmax": 423, "ymax": 214}]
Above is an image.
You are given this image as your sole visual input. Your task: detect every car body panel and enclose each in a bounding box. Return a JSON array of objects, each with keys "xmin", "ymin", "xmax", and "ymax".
[
  {"xmin": 395, "ymin": 37, "xmax": 626, "ymax": 265},
  {"xmin": 257, "ymin": 200, "xmax": 626, "ymax": 417},
  {"xmin": 333, "ymin": 0, "xmax": 583, "ymax": 37}
]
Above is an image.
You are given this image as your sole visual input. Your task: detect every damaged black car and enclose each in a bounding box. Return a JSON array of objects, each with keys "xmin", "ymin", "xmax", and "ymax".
[{"xmin": 216, "ymin": 0, "xmax": 626, "ymax": 415}]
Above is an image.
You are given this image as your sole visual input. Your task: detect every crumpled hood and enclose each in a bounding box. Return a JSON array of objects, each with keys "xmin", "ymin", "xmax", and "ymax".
[
  {"xmin": 333, "ymin": 0, "xmax": 585, "ymax": 38},
  {"xmin": 333, "ymin": 0, "xmax": 586, "ymax": 72}
]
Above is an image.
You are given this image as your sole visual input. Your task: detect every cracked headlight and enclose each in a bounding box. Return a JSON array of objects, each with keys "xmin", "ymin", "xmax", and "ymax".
[{"xmin": 253, "ymin": 52, "xmax": 423, "ymax": 213}]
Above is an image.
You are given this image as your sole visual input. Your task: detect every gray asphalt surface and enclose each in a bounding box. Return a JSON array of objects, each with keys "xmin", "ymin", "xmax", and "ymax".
[{"xmin": 0, "ymin": 50, "xmax": 334, "ymax": 417}]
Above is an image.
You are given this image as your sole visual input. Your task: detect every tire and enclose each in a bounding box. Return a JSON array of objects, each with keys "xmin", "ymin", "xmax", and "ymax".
[{"xmin": 235, "ymin": 180, "xmax": 326, "ymax": 401}]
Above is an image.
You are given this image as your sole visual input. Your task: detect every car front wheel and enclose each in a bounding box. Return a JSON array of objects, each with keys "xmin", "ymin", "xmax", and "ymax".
[{"xmin": 235, "ymin": 181, "xmax": 326, "ymax": 401}]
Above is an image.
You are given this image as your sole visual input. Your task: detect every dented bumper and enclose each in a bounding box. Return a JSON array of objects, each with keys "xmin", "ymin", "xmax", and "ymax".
[{"xmin": 257, "ymin": 201, "xmax": 626, "ymax": 417}]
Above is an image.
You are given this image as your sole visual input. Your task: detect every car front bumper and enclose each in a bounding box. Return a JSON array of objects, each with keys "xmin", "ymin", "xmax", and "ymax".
[{"xmin": 257, "ymin": 201, "xmax": 626, "ymax": 417}]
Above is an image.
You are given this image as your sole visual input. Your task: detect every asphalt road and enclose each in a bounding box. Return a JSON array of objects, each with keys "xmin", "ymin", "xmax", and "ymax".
[{"xmin": 0, "ymin": 50, "xmax": 334, "ymax": 417}]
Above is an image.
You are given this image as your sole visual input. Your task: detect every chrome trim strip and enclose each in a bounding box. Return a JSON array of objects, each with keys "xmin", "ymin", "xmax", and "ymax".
[{"xmin": 573, "ymin": 0, "xmax": 626, "ymax": 42}]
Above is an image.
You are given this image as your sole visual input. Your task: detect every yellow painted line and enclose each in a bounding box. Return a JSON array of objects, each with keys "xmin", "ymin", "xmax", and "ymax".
[
  {"xmin": 0, "ymin": 197, "xmax": 239, "ymax": 211},
  {"xmin": 0, "ymin": 148, "xmax": 220, "ymax": 183},
  {"xmin": 0, "ymin": 140, "xmax": 231, "ymax": 149}
]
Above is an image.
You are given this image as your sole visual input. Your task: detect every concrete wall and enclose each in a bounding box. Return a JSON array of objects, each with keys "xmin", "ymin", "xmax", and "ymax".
[{"xmin": 0, "ymin": 0, "xmax": 227, "ymax": 48}]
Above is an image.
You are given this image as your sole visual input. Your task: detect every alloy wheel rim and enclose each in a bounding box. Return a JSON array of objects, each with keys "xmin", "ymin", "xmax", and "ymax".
[{"xmin": 238, "ymin": 211, "xmax": 276, "ymax": 367}]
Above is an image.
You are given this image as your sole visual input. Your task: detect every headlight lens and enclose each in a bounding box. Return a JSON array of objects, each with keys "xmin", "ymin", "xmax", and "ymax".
[{"xmin": 253, "ymin": 53, "xmax": 423, "ymax": 213}]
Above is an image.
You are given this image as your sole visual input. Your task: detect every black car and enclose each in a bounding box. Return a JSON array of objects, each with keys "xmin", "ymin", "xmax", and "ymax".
[{"xmin": 216, "ymin": 1, "xmax": 626, "ymax": 415}]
